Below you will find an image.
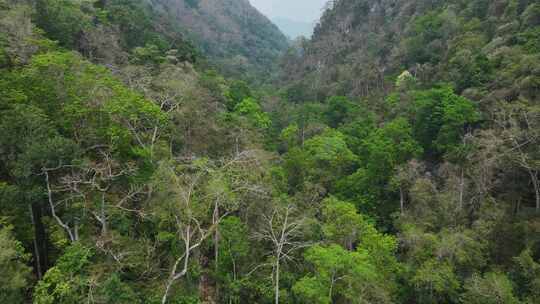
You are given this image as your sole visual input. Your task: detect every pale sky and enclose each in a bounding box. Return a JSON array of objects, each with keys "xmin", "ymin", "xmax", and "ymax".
[{"xmin": 249, "ymin": 0, "xmax": 328, "ymax": 23}]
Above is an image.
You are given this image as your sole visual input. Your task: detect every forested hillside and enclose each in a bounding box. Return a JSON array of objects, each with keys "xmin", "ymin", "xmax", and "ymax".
[
  {"xmin": 274, "ymin": 0, "xmax": 540, "ymax": 302},
  {"xmin": 0, "ymin": 0, "xmax": 539, "ymax": 303},
  {"xmin": 149, "ymin": 0, "xmax": 289, "ymax": 80}
]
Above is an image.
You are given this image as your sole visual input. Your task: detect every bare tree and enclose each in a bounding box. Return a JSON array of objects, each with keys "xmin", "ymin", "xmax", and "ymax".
[
  {"xmin": 161, "ymin": 212, "xmax": 225, "ymax": 304},
  {"xmin": 494, "ymin": 103, "xmax": 540, "ymax": 211},
  {"xmin": 159, "ymin": 161, "xmax": 214, "ymax": 304},
  {"xmin": 43, "ymin": 167, "xmax": 79, "ymax": 243},
  {"xmin": 41, "ymin": 149, "xmax": 137, "ymax": 243},
  {"xmin": 254, "ymin": 204, "xmax": 310, "ymax": 304},
  {"xmin": 393, "ymin": 161, "xmax": 425, "ymax": 215},
  {"xmin": 160, "ymin": 151, "xmax": 269, "ymax": 304}
]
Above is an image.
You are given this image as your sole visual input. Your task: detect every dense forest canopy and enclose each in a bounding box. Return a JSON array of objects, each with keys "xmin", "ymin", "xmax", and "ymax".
[{"xmin": 0, "ymin": 0, "xmax": 539, "ymax": 303}]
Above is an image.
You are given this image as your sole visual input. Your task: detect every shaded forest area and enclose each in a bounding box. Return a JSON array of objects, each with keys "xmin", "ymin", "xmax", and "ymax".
[{"xmin": 0, "ymin": 0, "xmax": 539, "ymax": 303}]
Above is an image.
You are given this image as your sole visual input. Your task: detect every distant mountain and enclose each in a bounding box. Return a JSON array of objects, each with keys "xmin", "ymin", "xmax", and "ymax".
[
  {"xmin": 149, "ymin": 0, "xmax": 289, "ymax": 79},
  {"xmin": 271, "ymin": 17, "xmax": 314, "ymax": 39},
  {"xmin": 281, "ymin": 0, "xmax": 540, "ymax": 102}
]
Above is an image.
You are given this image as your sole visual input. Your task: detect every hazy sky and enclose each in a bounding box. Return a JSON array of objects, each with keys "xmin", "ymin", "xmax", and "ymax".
[{"xmin": 249, "ymin": 0, "xmax": 327, "ymax": 23}]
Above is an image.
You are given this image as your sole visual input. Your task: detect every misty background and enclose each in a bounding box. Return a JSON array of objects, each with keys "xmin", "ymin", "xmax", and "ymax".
[{"xmin": 249, "ymin": 0, "xmax": 328, "ymax": 38}]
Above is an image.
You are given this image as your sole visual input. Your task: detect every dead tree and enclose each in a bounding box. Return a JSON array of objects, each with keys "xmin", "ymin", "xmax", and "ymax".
[{"xmin": 254, "ymin": 204, "xmax": 310, "ymax": 304}]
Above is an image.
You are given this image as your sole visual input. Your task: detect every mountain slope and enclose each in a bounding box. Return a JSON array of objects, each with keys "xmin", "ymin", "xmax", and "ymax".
[
  {"xmin": 150, "ymin": 0, "xmax": 289, "ymax": 78},
  {"xmin": 282, "ymin": 0, "xmax": 540, "ymax": 102},
  {"xmin": 273, "ymin": 1, "xmax": 540, "ymax": 303}
]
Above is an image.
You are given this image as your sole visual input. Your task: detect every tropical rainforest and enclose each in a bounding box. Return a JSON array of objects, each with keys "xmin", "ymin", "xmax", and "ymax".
[{"xmin": 0, "ymin": 0, "xmax": 539, "ymax": 303}]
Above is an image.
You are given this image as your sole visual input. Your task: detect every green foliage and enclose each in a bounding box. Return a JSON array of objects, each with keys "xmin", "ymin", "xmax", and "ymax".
[
  {"xmin": 411, "ymin": 259, "xmax": 461, "ymax": 304},
  {"xmin": 279, "ymin": 123, "xmax": 300, "ymax": 148},
  {"xmin": 225, "ymin": 80, "xmax": 252, "ymax": 111},
  {"xmin": 362, "ymin": 118, "xmax": 422, "ymax": 173},
  {"xmin": 321, "ymin": 197, "xmax": 401, "ymax": 281},
  {"xmin": 461, "ymin": 272, "xmax": 520, "ymax": 304},
  {"xmin": 216, "ymin": 217, "xmax": 250, "ymax": 302},
  {"xmin": 0, "ymin": 225, "xmax": 31, "ymax": 304},
  {"xmin": 10, "ymin": 51, "xmax": 164, "ymax": 155},
  {"xmin": 322, "ymin": 197, "xmax": 362, "ymax": 248},
  {"xmin": 323, "ymin": 96, "xmax": 358, "ymax": 128},
  {"xmin": 304, "ymin": 129, "xmax": 356, "ymax": 167},
  {"xmin": 35, "ymin": 0, "xmax": 91, "ymax": 48},
  {"xmin": 337, "ymin": 117, "xmax": 421, "ymax": 220},
  {"xmin": 293, "ymin": 245, "xmax": 374, "ymax": 303},
  {"xmin": 357, "ymin": 217, "xmax": 400, "ymax": 280},
  {"xmin": 404, "ymin": 11, "xmax": 445, "ymax": 64},
  {"xmin": 98, "ymin": 274, "xmax": 140, "ymax": 304},
  {"xmin": 283, "ymin": 128, "xmax": 356, "ymax": 191},
  {"xmin": 1, "ymin": 0, "xmax": 540, "ymax": 303},
  {"xmin": 449, "ymin": 51, "xmax": 494, "ymax": 92},
  {"xmin": 102, "ymin": 0, "xmax": 169, "ymax": 50},
  {"xmin": 411, "ymin": 86, "xmax": 480, "ymax": 157},
  {"xmin": 0, "ymin": 102, "xmax": 76, "ymax": 178},
  {"xmin": 513, "ymin": 249, "xmax": 540, "ymax": 302},
  {"xmin": 234, "ymin": 97, "xmax": 271, "ymax": 129},
  {"xmin": 33, "ymin": 0, "xmax": 199, "ymax": 63},
  {"xmin": 293, "ymin": 244, "xmax": 392, "ymax": 304},
  {"xmin": 219, "ymin": 217, "xmax": 249, "ymax": 263},
  {"xmin": 522, "ymin": 4, "xmax": 540, "ymax": 27},
  {"xmin": 518, "ymin": 26, "xmax": 540, "ymax": 53},
  {"xmin": 0, "ymin": 30, "xmax": 7, "ymax": 67},
  {"xmin": 34, "ymin": 243, "xmax": 93, "ymax": 304},
  {"xmin": 131, "ymin": 44, "xmax": 165, "ymax": 65},
  {"xmin": 338, "ymin": 109, "xmax": 377, "ymax": 155}
]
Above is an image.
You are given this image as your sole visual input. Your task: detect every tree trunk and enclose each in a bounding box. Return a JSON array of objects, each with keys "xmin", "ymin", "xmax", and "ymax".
[
  {"xmin": 274, "ymin": 260, "xmax": 280, "ymax": 304},
  {"xmin": 199, "ymin": 255, "xmax": 215, "ymax": 304},
  {"xmin": 162, "ymin": 227, "xmax": 191, "ymax": 304},
  {"xmin": 528, "ymin": 170, "xmax": 540, "ymax": 212},
  {"xmin": 529, "ymin": 170, "xmax": 540, "ymax": 212},
  {"xmin": 301, "ymin": 124, "xmax": 305, "ymax": 147},
  {"xmin": 328, "ymin": 272, "xmax": 335, "ymax": 303},
  {"xmin": 100, "ymin": 192, "xmax": 107, "ymax": 236},
  {"xmin": 162, "ymin": 277, "xmax": 175, "ymax": 304},
  {"xmin": 399, "ymin": 186, "xmax": 405, "ymax": 215},
  {"xmin": 459, "ymin": 168, "xmax": 465, "ymax": 210},
  {"xmin": 30, "ymin": 203, "xmax": 48, "ymax": 279},
  {"xmin": 213, "ymin": 203, "xmax": 220, "ymax": 300}
]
